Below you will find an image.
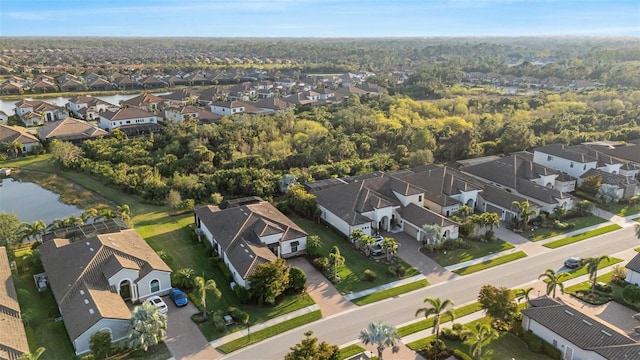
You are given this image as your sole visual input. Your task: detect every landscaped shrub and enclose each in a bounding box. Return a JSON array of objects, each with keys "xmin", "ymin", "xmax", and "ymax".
[
  {"xmin": 595, "ymin": 282, "xmax": 612, "ymax": 293},
  {"xmin": 212, "ymin": 314, "xmax": 227, "ymax": 333},
  {"xmin": 363, "ymin": 269, "xmax": 377, "ymax": 282},
  {"xmin": 491, "ymin": 318, "xmax": 510, "ymax": 332},
  {"xmin": 623, "ymin": 285, "xmax": 640, "ymax": 303},
  {"xmin": 387, "ymin": 264, "xmax": 407, "ymax": 277},
  {"xmin": 227, "ymin": 307, "xmax": 249, "ymax": 325},
  {"xmin": 233, "ymin": 285, "xmax": 253, "ymax": 304},
  {"xmin": 288, "ymin": 266, "xmax": 307, "ymax": 291},
  {"xmin": 312, "ymin": 257, "xmax": 329, "ymax": 272},
  {"xmin": 523, "ymin": 331, "xmax": 543, "ymax": 353},
  {"xmin": 452, "ymin": 349, "xmax": 472, "ymax": 360},
  {"xmin": 510, "ymin": 317, "xmax": 524, "ymax": 337},
  {"xmin": 214, "ymin": 257, "xmax": 233, "ymax": 282}
]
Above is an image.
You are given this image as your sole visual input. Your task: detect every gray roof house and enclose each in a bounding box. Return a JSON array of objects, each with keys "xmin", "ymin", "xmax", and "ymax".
[
  {"xmin": 194, "ymin": 198, "xmax": 307, "ymax": 289},
  {"xmin": 522, "ymin": 296, "xmax": 640, "ymax": 360},
  {"xmin": 0, "ymin": 247, "xmax": 30, "ymax": 360},
  {"xmin": 625, "ymin": 252, "xmax": 640, "ymax": 287},
  {"xmin": 312, "ymin": 172, "xmax": 460, "ymax": 242},
  {"xmin": 39, "ymin": 228, "xmax": 172, "ymax": 355},
  {"xmin": 580, "ymin": 168, "xmax": 639, "ymax": 200}
]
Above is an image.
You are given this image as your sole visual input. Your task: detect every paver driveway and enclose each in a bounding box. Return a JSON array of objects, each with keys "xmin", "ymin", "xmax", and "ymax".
[{"xmin": 165, "ymin": 297, "xmax": 222, "ymax": 360}]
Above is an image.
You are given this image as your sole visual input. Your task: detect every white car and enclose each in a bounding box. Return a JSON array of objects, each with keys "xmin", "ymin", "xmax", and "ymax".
[{"xmin": 145, "ymin": 295, "xmax": 168, "ymax": 314}]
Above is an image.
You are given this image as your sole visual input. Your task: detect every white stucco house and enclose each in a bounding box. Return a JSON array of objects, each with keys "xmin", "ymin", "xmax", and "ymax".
[
  {"xmin": 209, "ymin": 100, "xmax": 246, "ymax": 115},
  {"xmin": 39, "ymin": 227, "xmax": 172, "ymax": 355},
  {"xmin": 194, "ymin": 197, "xmax": 307, "ymax": 289},
  {"xmin": 522, "ymin": 296, "xmax": 640, "ymax": 360},
  {"xmin": 66, "ymin": 95, "xmax": 119, "ymax": 120},
  {"xmin": 98, "ymin": 107, "xmax": 159, "ymax": 132}
]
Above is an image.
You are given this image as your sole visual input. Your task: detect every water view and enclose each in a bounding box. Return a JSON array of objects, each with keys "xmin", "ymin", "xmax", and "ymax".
[{"xmin": 0, "ymin": 177, "xmax": 83, "ymax": 224}]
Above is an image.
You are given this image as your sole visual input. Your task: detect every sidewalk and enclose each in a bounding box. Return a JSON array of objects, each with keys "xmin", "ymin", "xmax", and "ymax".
[
  {"xmin": 344, "ymin": 274, "xmax": 426, "ymax": 301},
  {"xmin": 208, "ymin": 304, "xmax": 320, "ymax": 348}
]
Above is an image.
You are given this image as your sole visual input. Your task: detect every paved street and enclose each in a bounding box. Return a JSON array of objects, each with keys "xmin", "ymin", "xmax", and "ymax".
[{"xmin": 220, "ymin": 223, "xmax": 640, "ymax": 360}]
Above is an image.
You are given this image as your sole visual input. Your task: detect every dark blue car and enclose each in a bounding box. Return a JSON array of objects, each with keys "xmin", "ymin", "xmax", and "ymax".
[{"xmin": 169, "ymin": 288, "xmax": 188, "ymax": 307}]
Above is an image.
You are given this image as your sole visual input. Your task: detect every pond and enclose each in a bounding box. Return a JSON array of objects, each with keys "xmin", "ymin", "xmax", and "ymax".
[{"xmin": 0, "ymin": 177, "xmax": 83, "ymax": 224}]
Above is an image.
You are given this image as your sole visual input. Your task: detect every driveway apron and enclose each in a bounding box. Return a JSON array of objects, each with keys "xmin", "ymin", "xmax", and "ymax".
[
  {"xmin": 165, "ymin": 300, "xmax": 222, "ymax": 360},
  {"xmin": 288, "ymin": 257, "xmax": 357, "ymax": 317}
]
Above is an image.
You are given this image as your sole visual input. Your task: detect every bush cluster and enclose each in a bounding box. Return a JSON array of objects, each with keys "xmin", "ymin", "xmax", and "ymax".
[{"xmin": 363, "ymin": 269, "xmax": 377, "ymax": 282}]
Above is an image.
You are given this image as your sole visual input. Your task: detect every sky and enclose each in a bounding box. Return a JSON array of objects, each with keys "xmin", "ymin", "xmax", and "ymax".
[{"xmin": 0, "ymin": 0, "xmax": 638, "ymax": 37}]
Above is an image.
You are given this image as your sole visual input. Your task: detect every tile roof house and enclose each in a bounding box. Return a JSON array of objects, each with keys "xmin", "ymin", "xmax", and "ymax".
[
  {"xmin": 39, "ymin": 228, "xmax": 172, "ymax": 355},
  {"xmin": 164, "ymin": 105, "xmax": 221, "ymax": 124},
  {"xmin": 580, "ymin": 168, "xmax": 639, "ymax": 200},
  {"xmin": 120, "ymin": 92, "xmax": 164, "ymax": 112},
  {"xmin": 14, "ymin": 99, "xmax": 66, "ymax": 125},
  {"xmin": 194, "ymin": 198, "xmax": 307, "ymax": 289},
  {"xmin": 625, "ymin": 252, "xmax": 640, "ymax": 287},
  {"xmin": 522, "ymin": 296, "xmax": 640, "ymax": 360},
  {"xmin": 66, "ymin": 95, "xmax": 119, "ymax": 120},
  {"xmin": 0, "ymin": 124, "xmax": 40, "ymax": 153},
  {"xmin": 98, "ymin": 108, "xmax": 160, "ymax": 132},
  {"xmin": 462, "ymin": 152, "xmax": 576, "ymax": 213},
  {"xmin": 0, "ymin": 246, "xmax": 30, "ymax": 360},
  {"xmin": 311, "ymin": 172, "xmax": 460, "ymax": 242},
  {"xmin": 37, "ymin": 117, "xmax": 109, "ymax": 144},
  {"xmin": 209, "ymin": 100, "xmax": 246, "ymax": 116}
]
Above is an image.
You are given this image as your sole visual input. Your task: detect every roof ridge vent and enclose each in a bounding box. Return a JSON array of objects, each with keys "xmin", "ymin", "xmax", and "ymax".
[
  {"xmin": 564, "ymin": 310, "xmax": 574, "ymax": 316},
  {"xmin": 601, "ymin": 330, "xmax": 612, "ymax": 336},
  {"xmin": 582, "ymin": 319, "xmax": 593, "ymax": 326}
]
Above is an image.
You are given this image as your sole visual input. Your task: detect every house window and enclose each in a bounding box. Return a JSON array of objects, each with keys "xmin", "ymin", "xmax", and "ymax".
[
  {"xmin": 570, "ymin": 162, "xmax": 574, "ymax": 168},
  {"xmin": 418, "ymin": 195, "xmax": 423, "ymax": 202},
  {"xmin": 583, "ymin": 164, "xmax": 587, "ymax": 170},
  {"xmin": 547, "ymin": 155, "xmax": 554, "ymax": 161},
  {"xmin": 291, "ymin": 241, "xmax": 299, "ymax": 253},
  {"xmin": 150, "ymin": 279, "xmax": 160, "ymax": 293},
  {"xmin": 553, "ymin": 339, "xmax": 557, "ymax": 347}
]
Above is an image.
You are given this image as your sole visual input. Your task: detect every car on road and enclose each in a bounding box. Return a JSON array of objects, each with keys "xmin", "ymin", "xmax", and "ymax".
[
  {"xmin": 145, "ymin": 295, "xmax": 168, "ymax": 314},
  {"xmin": 169, "ymin": 288, "xmax": 189, "ymax": 307},
  {"xmin": 564, "ymin": 257, "xmax": 583, "ymax": 269}
]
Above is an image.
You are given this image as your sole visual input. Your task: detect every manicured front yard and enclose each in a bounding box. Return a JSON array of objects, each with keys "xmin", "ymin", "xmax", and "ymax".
[
  {"xmin": 339, "ymin": 344, "xmax": 366, "ymax": 360},
  {"xmin": 291, "ymin": 216, "xmax": 420, "ymax": 294},
  {"xmin": 398, "ymin": 302, "xmax": 483, "ymax": 337},
  {"xmin": 556, "ymin": 257, "xmax": 622, "ymax": 283},
  {"xmin": 452, "ymin": 251, "xmax": 527, "ymax": 275},
  {"xmin": 608, "ymin": 202, "xmax": 640, "ymax": 217},
  {"xmin": 543, "ymin": 224, "xmax": 622, "ymax": 248},
  {"xmin": 525, "ymin": 215, "xmax": 607, "ymax": 241},
  {"xmin": 426, "ymin": 239, "xmax": 515, "ymax": 267}
]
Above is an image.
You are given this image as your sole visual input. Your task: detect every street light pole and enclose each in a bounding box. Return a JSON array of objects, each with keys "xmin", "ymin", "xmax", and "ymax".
[{"xmin": 247, "ymin": 322, "xmax": 251, "ymax": 341}]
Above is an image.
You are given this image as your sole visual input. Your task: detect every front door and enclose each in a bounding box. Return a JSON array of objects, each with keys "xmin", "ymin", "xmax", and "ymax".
[{"xmin": 563, "ymin": 346, "xmax": 573, "ymax": 360}]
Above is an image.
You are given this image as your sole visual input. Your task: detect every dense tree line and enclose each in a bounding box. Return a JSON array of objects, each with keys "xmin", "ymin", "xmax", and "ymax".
[{"xmin": 49, "ymin": 88, "xmax": 640, "ymax": 205}]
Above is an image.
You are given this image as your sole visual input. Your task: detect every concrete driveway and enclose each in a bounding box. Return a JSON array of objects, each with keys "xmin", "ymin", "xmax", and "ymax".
[{"xmin": 164, "ymin": 296, "xmax": 222, "ymax": 360}]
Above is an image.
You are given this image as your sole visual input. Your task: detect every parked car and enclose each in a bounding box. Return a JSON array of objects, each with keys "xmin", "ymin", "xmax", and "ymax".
[
  {"xmin": 370, "ymin": 243, "xmax": 384, "ymax": 256},
  {"xmin": 145, "ymin": 295, "xmax": 168, "ymax": 314},
  {"xmin": 169, "ymin": 288, "xmax": 188, "ymax": 307},
  {"xmin": 564, "ymin": 257, "xmax": 583, "ymax": 269}
]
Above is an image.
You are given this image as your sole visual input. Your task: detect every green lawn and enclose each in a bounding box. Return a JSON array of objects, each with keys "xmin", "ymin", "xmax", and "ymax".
[
  {"xmin": 216, "ymin": 310, "xmax": 322, "ymax": 353},
  {"xmin": 352, "ymin": 279, "xmax": 428, "ymax": 306},
  {"xmin": 608, "ymin": 202, "xmax": 640, "ymax": 217},
  {"xmin": 543, "ymin": 224, "xmax": 622, "ymax": 249},
  {"xmin": 5, "ymin": 156, "xmax": 317, "ymax": 345},
  {"xmin": 291, "ymin": 216, "xmax": 420, "ymax": 294},
  {"xmin": 339, "ymin": 344, "xmax": 366, "ymax": 360},
  {"xmin": 525, "ymin": 216, "xmax": 607, "ymax": 241},
  {"xmin": 555, "ymin": 257, "xmax": 622, "ymax": 283},
  {"xmin": 452, "ymin": 251, "xmax": 527, "ymax": 275},
  {"xmin": 426, "ymin": 239, "xmax": 515, "ymax": 267},
  {"xmin": 398, "ymin": 302, "xmax": 483, "ymax": 337}
]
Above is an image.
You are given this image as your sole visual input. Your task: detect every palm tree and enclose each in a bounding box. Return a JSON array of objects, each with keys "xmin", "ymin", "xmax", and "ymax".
[
  {"xmin": 468, "ymin": 323, "xmax": 497, "ymax": 360},
  {"xmin": 415, "ymin": 297, "xmax": 455, "ymax": 345},
  {"xmin": 117, "ymin": 204, "xmax": 131, "ymax": 222},
  {"xmin": 511, "ymin": 200, "xmax": 536, "ymax": 231},
  {"xmin": 359, "ymin": 235, "xmax": 376, "ymax": 256},
  {"xmin": 358, "ymin": 322, "xmax": 400, "ymax": 360},
  {"xmin": 81, "ymin": 208, "xmax": 98, "ymax": 223},
  {"xmin": 422, "ymin": 224, "xmax": 442, "ymax": 250},
  {"xmin": 516, "ymin": 287, "xmax": 534, "ymax": 308},
  {"xmin": 46, "ymin": 218, "xmax": 65, "ymax": 232},
  {"xmin": 382, "ymin": 237, "xmax": 399, "ymax": 261},
  {"xmin": 458, "ymin": 205, "xmax": 472, "ymax": 220},
  {"xmin": 328, "ymin": 246, "xmax": 345, "ymax": 281},
  {"xmin": 127, "ymin": 302, "xmax": 167, "ymax": 351},
  {"xmin": 583, "ymin": 255, "xmax": 610, "ymax": 296},
  {"xmin": 19, "ymin": 347, "xmax": 46, "ymax": 360},
  {"xmin": 194, "ymin": 276, "xmax": 221, "ymax": 319},
  {"xmin": 19, "ymin": 222, "xmax": 34, "ymax": 242},
  {"xmin": 31, "ymin": 220, "xmax": 46, "ymax": 242},
  {"xmin": 97, "ymin": 207, "xmax": 116, "ymax": 221},
  {"xmin": 172, "ymin": 267, "xmax": 196, "ymax": 292},
  {"xmin": 5, "ymin": 140, "xmax": 23, "ymax": 158},
  {"xmin": 538, "ymin": 269, "xmax": 568, "ymax": 298}
]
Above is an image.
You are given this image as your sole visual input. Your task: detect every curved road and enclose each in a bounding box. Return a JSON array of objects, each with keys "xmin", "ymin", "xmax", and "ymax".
[{"xmin": 222, "ymin": 226, "xmax": 639, "ymax": 360}]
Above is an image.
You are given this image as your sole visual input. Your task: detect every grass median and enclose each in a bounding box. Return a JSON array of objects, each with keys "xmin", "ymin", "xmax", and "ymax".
[
  {"xmin": 352, "ymin": 279, "xmax": 428, "ymax": 306},
  {"xmin": 339, "ymin": 344, "xmax": 366, "ymax": 360},
  {"xmin": 543, "ymin": 224, "xmax": 622, "ymax": 249},
  {"xmin": 398, "ymin": 302, "xmax": 483, "ymax": 337},
  {"xmin": 217, "ymin": 310, "xmax": 322, "ymax": 354},
  {"xmin": 452, "ymin": 251, "xmax": 527, "ymax": 275}
]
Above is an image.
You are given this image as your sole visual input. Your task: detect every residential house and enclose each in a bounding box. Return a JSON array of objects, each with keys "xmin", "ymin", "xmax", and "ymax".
[
  {"xmin": 227, "ymin": 82, "xmax": 256, "ymax": 101},
  {"xmin": 159, "ymin": 89, "xmax": 199, "ymax": 107},
  {"xmin": 585, "ymin": 143, "xmax": 640, "ymax": 179},
  {"xmin": 98, "ymin": 107, "xmax": 160, "ymax": 133},
  {"xmin": 477, "ymin": 184, "xmax": 542, "ymax": 222},
  {"xmin": 522, "ymin": 296, "xmax": 640, "ymax": 360},
  {"xmin": 66, "ymin": 95, "xmax": 119, "ymax": 120},
  {"xmin": 120, "ymin": 92, "xmax": 164, "ymax": 112},
  {"xmin": 462, "ymin": 152, "xmax": 576, "ymax": 213},
  {"xmin": 87, "ymin": 77, "xmax": 114, "ymax": 91},
  {"xmin": 0, "ymin": 124, "xmax": 40, "ymax": 153},
  {"xmin": 209, "ymin": 100, "xmax": 246, "ymax": 116},
  {"xmin": 0, "ymin": 246, "xmax": 30, "ymax": 360},
  {"xmin": 625, "ymin": 252, "xmax": 640, "ymax": 286},
  {"xmin": 59, "ymin": 78, "xmax": 85, "ymax": 92},
  {"xmin": 38, "ymin": 117, "xmax": 109, "ymax": 144},
  {"xmin": 533, "ymin": 144, "xmax": 598, "ymax": 181},
  {"xmin": 254, "ymin": 97, "xmax": 295, "ymax": 113},
  {"xmin": 164, "ymin": 105, "xmax": 221, "ymax": 124},
  {"xmin": 30, "ymin": 80, "xmax": 58, "ymax": 93},
  {"xmin": 311, "ymin": 173, "xmax": 460, "ymax": 242},
  {"xmin": 580, "ymin": 169, "xmax": 639, "ymax": 200},
  {"xmin": 0, "ymin": 81, "xmax": 23, "ymax": 95},
  {"xmin": 194, "ymin": 197, "xmax": 308, "ymax": 289},
  {"xmin": 39, "ymin": 228, "xmax": 172, "ymax": 356},
  {"xmin": 140, "ymin": 76, "xmax": 167, "ymax": 89},
  {"xmin": 196, "ymin": 86, "xmax": 228, "ymax": 105},
  {"xmin": 112, "ymin": 76, "xmax": 140, "ymax": 90},
  {"xmin": 14, "ymin": 99, "xmax": 66, "ymax": 125}
]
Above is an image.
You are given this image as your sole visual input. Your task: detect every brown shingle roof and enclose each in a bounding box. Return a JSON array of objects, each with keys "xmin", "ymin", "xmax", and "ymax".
[
  {"xmin": 0, "ymin": 247, "xmax": 30, "ymax": 359},
  {"xmin": 0, "ymin": 124, "xmax": 39, "ymax": 144},
  {"xmin": 37, "ymin": 117, "xmax": 108, "ymax": 141},
  {"xmin": 101, "ymin": 107, "xmax": 156, "ymax": 121}
]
